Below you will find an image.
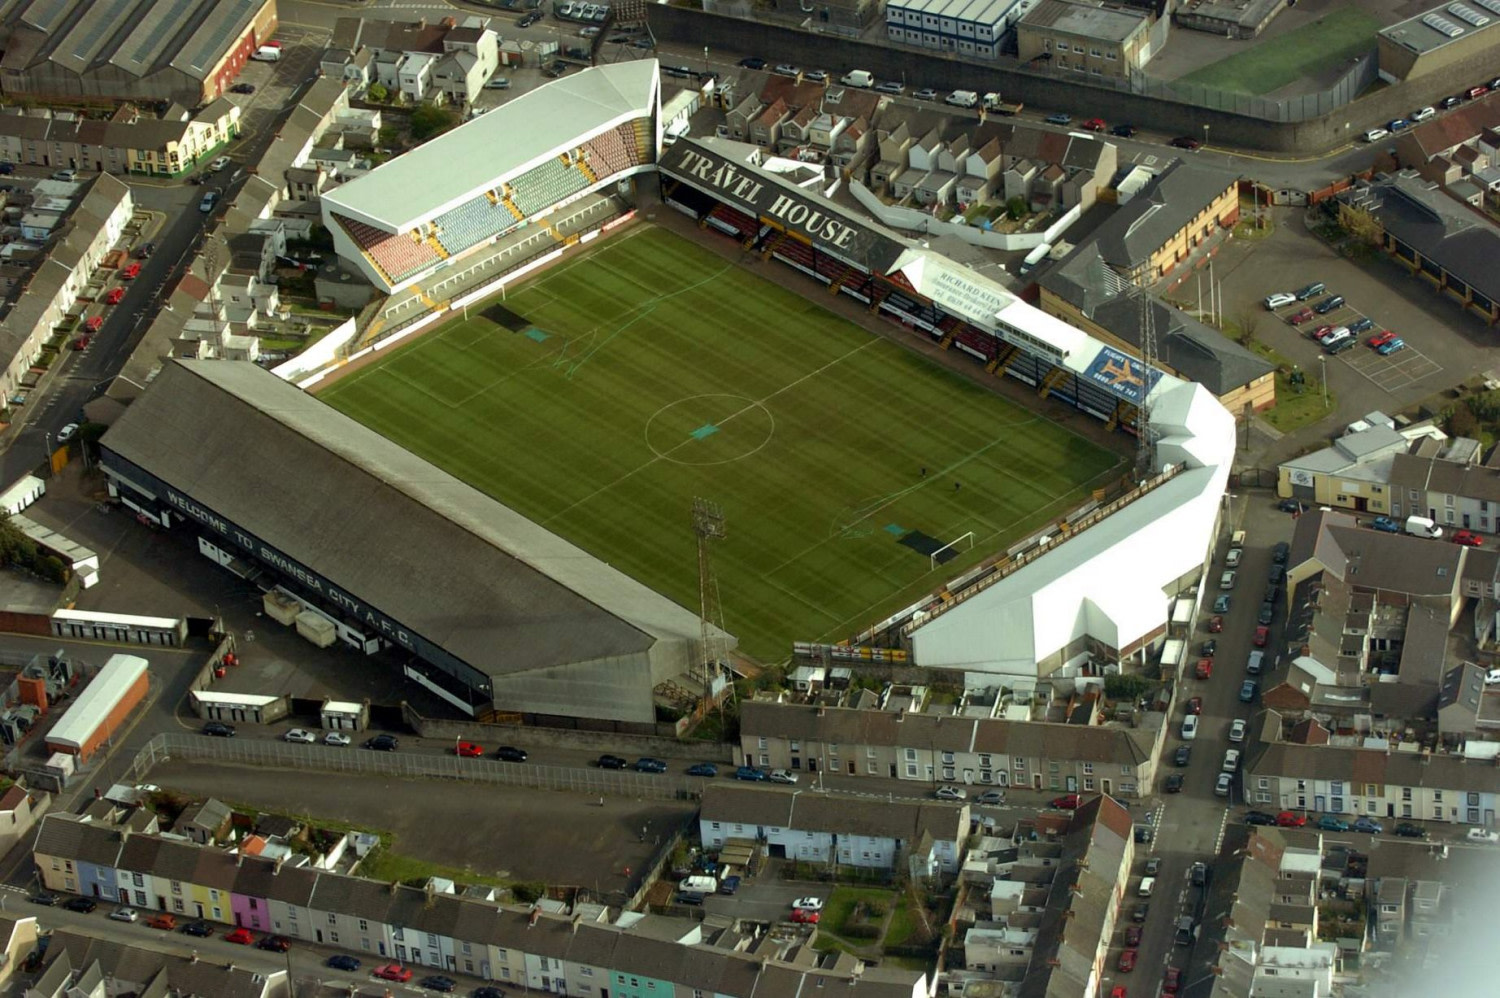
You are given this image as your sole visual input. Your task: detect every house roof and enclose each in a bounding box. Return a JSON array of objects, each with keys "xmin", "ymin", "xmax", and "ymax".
[
  {"xmin": 1089, "ymin": 160, "xmax": 1236, "ymax": 271},
  {"xmin": 700, "ymin": 783, "xmax": 968, "ymax": 843},
  {"xmin": 1389, "ymin": 450, "xmax": 1500, "ymax": 503}
]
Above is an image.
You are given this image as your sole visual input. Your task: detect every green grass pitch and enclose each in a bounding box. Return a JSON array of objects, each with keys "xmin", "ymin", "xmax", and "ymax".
[
  {"xmin": 319, "ymin": 226, "xmax": 1124, "ymax": 661},
  {"xmin": 1177, "ymin": 6, "xmax": 1381, "ymax": 96}
]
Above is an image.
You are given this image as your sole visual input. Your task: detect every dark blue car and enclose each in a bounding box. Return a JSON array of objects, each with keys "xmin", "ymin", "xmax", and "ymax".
[
  {"xmin": 687, "ymin": 763, "xmax": 718, "ymax": 777},
  {"xmin": 634, "ymin": 757, "xmax": 667, "ymax": 773},
  {"xmin": 326, "ymin": 955, "xmax": 360, "ymax": 971},
  {"xmin": 734, "ymin": 765, "xmax": 768, "ymax": 781},
  {"xmin": 1240, "ymin": 680, "xmax": 1259, "ymax": 703}
]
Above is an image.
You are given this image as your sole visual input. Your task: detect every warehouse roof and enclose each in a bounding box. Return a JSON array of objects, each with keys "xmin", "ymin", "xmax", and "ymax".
[
  {"xmin": 100, "ymin": 361, "xmax": 710, "ymax": 678},
  {"xmin": 322, "ymin": 60, "xmax": 658, "ymax": 231},
  {"xmin": 45, "ymin": 654, "xmax": 147, "ymax": 751}
]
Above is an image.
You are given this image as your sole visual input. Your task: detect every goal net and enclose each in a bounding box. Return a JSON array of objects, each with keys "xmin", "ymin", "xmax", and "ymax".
[{"xmin": 930, "ymin": 531, "xmax": 975, "ymax": 571}]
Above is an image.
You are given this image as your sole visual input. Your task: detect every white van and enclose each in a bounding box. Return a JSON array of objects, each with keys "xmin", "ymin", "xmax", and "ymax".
[
  {"xmin": 1405, "ymin": 515, "xmax": 1443, "ymax": 538},
  {"xmin": 679, "ymin": 875, "xmax": 718, "ymax": 893},
  {"xmin": 1138, "ymin": 876, "xmax": 1156, "ymax": 897},
  {"xmin": 251, "ymin": 46, "xmax": 280, "ymax": 62},
  {"xmin": 945, "ymin": 90, "xmax": 979, "ymax": 108},
  {"xmin": 840, "ymin": 69, "xmax": 874, "ymax": 88}
]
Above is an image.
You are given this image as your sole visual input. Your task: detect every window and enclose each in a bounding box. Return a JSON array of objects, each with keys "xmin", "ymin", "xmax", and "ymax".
[
  {"xmin": 757, "ymin": 737, "xmax": 767, "ymax": 749},
  {"xmin": 1121, "ymin": 765, "xmax": 1132, "ymax": 775},
  {"xmin": 759, "ymin": 754, "xmax": 769, "ymax": 766},
  {"xmin": 789, "ymin": 740, "xmax": 801, "ymax": 753},
  {"xmin": 941, "ymin": 751, "xmax": 955, "ymax": 764},
  {"xmin": 1446, "ymin": 494, "xmax": 1455, "ymax": 506},
  {"xmin": 582, "ymin": 967, "xmax": 594, "ymax": 977},
  {"xmin": 329, "ymin": 913, "xmax": 338, "ymax": 924},
  {"xmin": 1402, "ymin": 787, "xmax": 1413, "ymax": 801},
  {"xmin": 905, "ymin": 748, "xmax": 917, "ymax": 761},
  {"xmin": 1331, "ymin": 781, "xmax": 1343, "ymax": 795},
  {"xmin": 1090, "ymin": 48, "xmax": 1101, "ymax": 57},
  {"xmin": 331, "ymin": 932, "xmax": 340, "ymax": 943},
  {"xmin": 249, "ymin": 898, "xmax": 258, "ymax": 909},
  {"xmin": 1434, "ymin": 790, "xmax": 1443, "ymax": 802},
  {"xmin": 1014, "ymin": 758, "xmax": 1026, "ymax": 770},
  {"xmin": 359, "ymin": 919, "xmax": 368, "ymax": 932},
  {"xmin": 867, "ymin": 761, "xmax": 877, "ymax": 774},
  {"xmin": 1119, "ymin": 782, "xmax": 1136, "ymax": 794},
  {"xmin": 1332, "ymin": 798, "xmax": 1343, "ymax": 812},
  {"xmin": 132, "ymin": 873, "xmax": 144, "ymax": 887},
  {"xmin": 1044, "ymin": 38, "xmax": 1052, "ymax": 50},
  {"xmin": 172, "ymin": 881, "xmax": 182, "ymax": 895},
  {"xmin": 1106, "ymin": 51, "xmax": 1117, "ymax": 60},
  {"xmin": 1082, "ymin": 762, "xmax": 1094, "ymax": 775},
  {"xmin": 1258, "ymin": 777, "xmax": 1269, "ymax": 789}
]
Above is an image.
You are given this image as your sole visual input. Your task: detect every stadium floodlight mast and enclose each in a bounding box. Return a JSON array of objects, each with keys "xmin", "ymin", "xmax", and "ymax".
[
  {"xmin": 1091, "ymin": 259, "xmax": 1158, "ymax": 481},
  {"xmin": 692, "ymin": 497, "xmax": 731, "ymax": 708}
]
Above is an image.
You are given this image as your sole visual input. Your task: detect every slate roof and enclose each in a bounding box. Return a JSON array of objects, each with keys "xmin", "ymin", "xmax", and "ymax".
[
  {"xmin": 1090, "ymin": 160, "xmax": 1236, "ymax": 271},
  {"xmin": 700, "ymin": 783, "xmax": 968, "ymax": 843}
]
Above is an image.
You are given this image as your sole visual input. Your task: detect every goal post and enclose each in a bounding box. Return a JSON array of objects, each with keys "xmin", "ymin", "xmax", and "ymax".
[{"xmin": 930, "ymin": 531, "xmax": 975, "ymax": 571}]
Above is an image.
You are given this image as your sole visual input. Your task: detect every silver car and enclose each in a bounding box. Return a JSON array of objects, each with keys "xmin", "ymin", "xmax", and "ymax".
[{"xmin": 934, "ymin": 785, "xmax": 967, "ymax": 801}]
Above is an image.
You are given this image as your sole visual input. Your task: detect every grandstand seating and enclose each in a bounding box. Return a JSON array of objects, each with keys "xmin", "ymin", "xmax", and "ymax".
[
  {"xmin": 581, "ymin": 124, "xmax": 638, "ymax": 180},
  {"xmin": 631, "ymin": 119, "xmax": 653, "ymax": 163},
  {"xmin": 815, "ymin": 254, "xmax": 863, "ymax": 291},
  {"xmin": 770, "ymin": 235, "xmax": 816, "ymax": 272},
  {"xmin": 334, "ymin": 214, "xmax": 442, "ymax": 285},
  {"xmin": 954, "ymin": 327, "xmax": 999, "ymax": 360},
  {"xmin": 510, "ymin": 157, "xmax": 591, "ymax": 218},
  {"xmin": 707, "ymin": 203, "xmax": 758, "ymax": 237},
  {"xmin": 431, "ymin": 196, "xmax": 520, "ymax": 256}
]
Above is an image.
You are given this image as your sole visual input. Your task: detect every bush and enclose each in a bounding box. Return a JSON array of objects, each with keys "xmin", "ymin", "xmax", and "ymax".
[
  {"xmin": 1447, "ymin": 403, "xmax": 1478, "ymax": 438},
  {"xmin": 37, "ymin": 555, "xmax": 67, "ymax": 584},
  {"xmin": 842, "ymin": 923, "xmax": 880, "ymax": 940},
  {"xmin": 511, "ymin": 881, "xmax": 547, "ymax": 903},
  {"xmin": 1104, "ymin": 674, "xmax": 1153, "ymax": 700},
  {"xmin": 860, "ymin": 900, "xmax": 888, "ymax": 918},
  {"xmin": 1005, "ymin": 196, "xmax": 1027, "ymax": 221},
  {"xmin": 410, "ymin": 104, "xmax": 459, "ymax": 141},
  {"xmin": 366, "ymin": 82, "xmax": 389, "ymax": 103}
]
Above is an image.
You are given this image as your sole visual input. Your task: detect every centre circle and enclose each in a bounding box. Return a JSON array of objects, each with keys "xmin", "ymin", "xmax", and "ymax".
[{"xmin": 644, "ymin": 394, "xmax": 776, "ymax": 466}]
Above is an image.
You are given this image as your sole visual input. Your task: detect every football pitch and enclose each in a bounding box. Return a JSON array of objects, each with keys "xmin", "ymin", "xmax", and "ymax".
[{"xmin": 319, "ymin": 226, "xmax": 1124, "ymax": 661}]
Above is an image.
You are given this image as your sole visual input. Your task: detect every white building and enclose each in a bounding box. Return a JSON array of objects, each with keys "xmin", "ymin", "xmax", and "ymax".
[
  {"xmin": 698, "ymin": 784, "xmax": 968, "ymax": 874},
  {"xmin": 886, "ymin": 0, "xmax": 1034, "ymax": 59}
]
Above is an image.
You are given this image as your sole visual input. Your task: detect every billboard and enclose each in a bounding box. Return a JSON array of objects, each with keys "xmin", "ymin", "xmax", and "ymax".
[{"xmin": 1082, "ymin": 345, "xmax": 1163, "ymax": 405}]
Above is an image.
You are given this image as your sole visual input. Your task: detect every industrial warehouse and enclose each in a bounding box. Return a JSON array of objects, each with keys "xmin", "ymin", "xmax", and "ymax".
[{"xmin": 97, "ymin": 360, "xmax": 724, "ymax": 724}]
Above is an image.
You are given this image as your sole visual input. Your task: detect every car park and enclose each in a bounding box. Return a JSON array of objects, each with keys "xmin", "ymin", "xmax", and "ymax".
[
  {"xmin": 1240, "ymin": 680, "xmax": 1258, "ymax": 702},
  {"xmin": 374, "ymin": 965, "xmax": 414, "ymax": 982},
  {"xmin": 1453, "ymin": 530, "xmax": 1483, "ymax": 547},
  {"xmin": 1050, "ymin": 793, "xmax": 1081, "ymax": 809},
  {"xmin": 328, "ymin": 955, "xmax": 361, "ymax": 971},
  {"xmin": 1229, "ymin": 719, "xmax": 1247, "ymax": 743},
  {"xmin": 975, "ymin": 790, "xmax": 1006, "ymax": 805},
  {"xmin": 1208, "ymin": 614, "xmax": 1223, "ymax": 632},
  {"xmin": 1313, "ymin": 294, "xmax": 1346, "ymax": 314},
  {"xmin": 363, "ymin": 734, "xmax": 397, "ymax": 751},
  {"xmin": 1288, "ymin": 307, "xmax": 1314, "ymax": 325},
  {"xmin": 1170, "ymin": 136, "xmax": 1201, "ymax": 149},
  {"xmin": 1213, "ymin": 595, "xmax": 1231, "ymax": 612},
  {"xmin": 495, "ymin": 746, "xmax": 528, "ymax": 762},
  {"xmin": 635, "ymin": 757, "xmax": 669, "ymax": 773},
  {"xmin": 1045, "ymin": 112, "xmax": 1072, "ymax": 125},
  {"xmin": 1214, "ymin": 772, "xmax": 1232, "ymax": 796},
  {"xmin": 935, "ymin": 785, "xmax": 967, "ymax": 801},
  {"xmin": 1253, "ymin": 625, "xmax": 1269, "ymax": 647},
  {"xmin": 202, "ymin": 721, "xmax": 235, "ymax": 737},
  {"xmin": 1165, "ymin": 773, "xmax": 1184, "ymax": 792},
  {"xmin": 1181, "ymin": 715, "xmax": 1199, "ymax": 740},
  {"xmin": 1376, "ymin": 337, "xmax": 1405, "ymax": 355},
  {"xmin": 323, "ymin": 731, "xmax": 351, "ymax": 747},
  {"xmin": 1466, "ymin": 828, "xmax": 1499, "ymax": 843},
  {"xmin": 1264, "ymin": 292, "xmax": 1296, "ymax": 309},
  {"xmin": 1394, "ymin": 822, "xmax": 1426, "ymax": 838},
  {"xmin": 225, "ymin": 927, "xmax": 254, "ymax": 943},
  {"xmin": 1277, "ymin": 811, "xmax": 1307, "ymax": 827},
  {"xmin": 597, "ymin": 754, "xmax": 627, "ymax": 769},
  {"xmin": 1174, "ymin": 745, "xmax": 1191, "ymax": 766},
  {"xmin": 1245, "ymin": 810, "xmax": 1277, "ymax": 825},
  {"xmin": 1110, "ymin": 123, "xmax": 1136, "ymax": 137},
  {"xmin": 734, "ymin": 765, "xmax": 767, "ymax": 780},
  {"xmin": 64, "ymin": 897, "xmax": 98, "ymax": 913},
  {"xmin": 1317, "ymin": 815, "xmax": 1349, "ymax": 832},
  {"xmin": 1353, "ymin": 817, "xmax": 1383, "ymax": 833},
  {"xmin": 283, "ymin": 728, "xmax": 315, "ymax": 744}
]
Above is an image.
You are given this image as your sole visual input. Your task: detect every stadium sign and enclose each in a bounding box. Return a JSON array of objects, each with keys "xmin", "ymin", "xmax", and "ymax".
[
  {"xmin": 924, "ymin": 266, "xmax": 1009, "ymax": 329},
  {"xmin": 1082, "ymin": 345, "xmax": 1163, "ymax": 405},
  {"xmin": 665, "ymin": 142, "xmax": 869, "ymax": 254}
]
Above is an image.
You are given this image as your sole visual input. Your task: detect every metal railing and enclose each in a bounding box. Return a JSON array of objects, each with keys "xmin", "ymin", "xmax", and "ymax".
[{"xmin": 127, "ymin": 732, "xmax": 701, "ymax": 801}]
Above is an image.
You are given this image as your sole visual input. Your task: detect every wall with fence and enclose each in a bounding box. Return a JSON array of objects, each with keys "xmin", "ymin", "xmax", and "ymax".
[
  {"xmin": 125, "ymin": 731, "xmax": 708, "ymax": 801},
  {"xmin": 846, "ymin": 181, "xmax": 1076, "ymax": 251},
  {"xmin": 270, "ymin": 315, "xmax": 357, "ymax": 383},
  {"xmin": 402, "ymin": 703, "xmax": 734, "ymax": 762}
]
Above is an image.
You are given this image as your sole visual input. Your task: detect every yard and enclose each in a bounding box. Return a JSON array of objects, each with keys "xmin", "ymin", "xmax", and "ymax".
[{"xmin": 1177, "ymin": 6, "xmax": 1382, "ymax": 96}]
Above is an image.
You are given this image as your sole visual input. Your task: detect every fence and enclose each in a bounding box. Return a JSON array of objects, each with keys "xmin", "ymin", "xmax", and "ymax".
[{"xmin": 126, "ymin": 732, "xmax": 705, "ymax": 802}]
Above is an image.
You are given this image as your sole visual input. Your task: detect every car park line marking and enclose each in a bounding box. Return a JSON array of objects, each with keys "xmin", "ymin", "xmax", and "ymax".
[{"xmin": 1337, "ymin": 344, "xmax": 1441, "ymax": 392}]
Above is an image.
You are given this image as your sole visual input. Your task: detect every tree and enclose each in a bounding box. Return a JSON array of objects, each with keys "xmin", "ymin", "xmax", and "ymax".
[
  {"xmin": 1447, "ymin": 403, "xmax": 1479, "ymax": 438},
  {"xmin": 0, "ymin": 513, "xmax": 36, "ymax": 569},
  {"xmin": 366, "ymin": 82, "xmax": 389, "ymax": 103},
  {"xmin": 409, "ymin": 104, "xmax": 459, "ymax": 142},
  {"xmin": 1005, "ymin": 196, "xmax": 1027, "ymax": 221},
  {"xmin": 1235, "ymin": 309, "xmax": 1260, "ymax": 348},
  {"xmin": 1339, "ymin": 204, "xmax": 1384, "ymax": 249},
  {"xmin": 1104, "ymin": 674, "xmax": 1153, "ymax": 700}
]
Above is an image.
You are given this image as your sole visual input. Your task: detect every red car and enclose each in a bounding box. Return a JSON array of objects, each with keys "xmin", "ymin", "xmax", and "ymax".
[
  {"xmin": 1287, "ymin": 308, "xmax": 1314, "ymax": 325},
  {"xmin": 1111, "ymin": 988, "xmax": 1127, "ymax": 998},
  {"xmin": 1124, "ymin": 925, "xmax": 1142, "ymax": 947},
  {"xmin": 1186, "ymin": 696, "xmax": 1203, "ymax": 715},
  {"xmin": 1207, "ymin": 615, "xmax": 1224, "ymax": 633},
  {"xmin": 121, "ymin": 262, "xmax": 141, "ymax": 280},
  {"xmin": 1117, "ymin": 948, "xmax": 1138, "ymax": 972},
  {"xmin": 791, "ymin": 908, "xmax": 820, "ymax": 924},
  {"xmin": 1453, "ymin": 530, "xmax": 1483, "ymax": 547},
  {"xmin": 455, "ymin": 741, "xmax": 484, "ymax": 757},
  {"xmin": 1311, "ymin": 324, "xmax": 1336, "ymax": 341},
  {"xmin": 1081, "ymin": 118, "xmax": 1106, "ymax": 131},
  {"xmin": 374, "ymin": 965, "xmax": 414, "ymax": 983},
  {"xmin": 1163, "ymin": 967, "xmax": 1182, "ymax": 994},
  {"xmin": 1170, "ymin": 136, "xmax": 1202, "ymax": 150},
  {"xmin": 84, "ymin": 316, "xmax": 103, "ymax": 333},
  {"xmin": 104, "ymin": 287, "xmax": 125, "ymax": 305},
  {"xmin": 1277, "ymin": 811, "xmax": 1307, "ymax": 827},
  {"xmin": 1368, "ymin": 330, "xmax": 1397, "ymax": 348},
  {"xmin": 1049, "ymin": 793, "xmax": 1081, "ymax": 809},
  {"xmin": 72, "ymin": 335, "xmax": 90, "ymax": 350},
  {"xmin": 1253, "ymin": 625, "xmax": 1269, "ymax": 647},
  {"xmin": 225, "ymin": 927, "xmax": 254, "ymax": 945},
  {"xmin": 1195, "ymin": 658, "xmax": 1212, "ymax": 680}
]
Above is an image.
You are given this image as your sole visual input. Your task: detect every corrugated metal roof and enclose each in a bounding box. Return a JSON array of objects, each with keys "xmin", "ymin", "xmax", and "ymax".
[
  {"xmin": 50, "ymin": 0, "xmax": 138, "ymax": 75},
  {"xmin": 322, "ymin": 59, "xmax": 659, "ymax": 231},
  {"xmin": 170, "ymin": 0, "xmax": 255, "ymax": 78},
  {"xmin": 46, "ymin": 654, "xmax": 148, "ymax": 750},
  {"xmin": 18, "ymin": 0, "xmax": 73, "ymax": 34},
  {"xmin": 112, "ymin": 0, "xmax": 200, "ymax": 74}
]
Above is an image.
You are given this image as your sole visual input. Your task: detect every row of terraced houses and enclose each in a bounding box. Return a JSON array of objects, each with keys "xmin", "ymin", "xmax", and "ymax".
[{"xmin": 34, "ymin": 814, "xmax": 925, "ymax": 998}]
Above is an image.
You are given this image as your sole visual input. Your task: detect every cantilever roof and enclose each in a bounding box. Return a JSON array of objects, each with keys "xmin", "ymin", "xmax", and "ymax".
[
  {"xmin": 322, "ymin": 60, "xmax": 659, "ymax": 231},
  {"xmin": 100, "ymin": 361, "xmax": 712, "ymax": 678}
]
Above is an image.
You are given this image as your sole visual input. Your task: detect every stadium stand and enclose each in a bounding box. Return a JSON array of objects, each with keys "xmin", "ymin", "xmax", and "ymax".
[
  {"xmin": 432, "ymin": 197, "xmax": 521, "ymax": 257},
  {"xmin": 706, "ymin": 203, "xmax": 759, "ymax": 238},
  {"xmin": 581, "ymin": 123, "xmax": 642, "ymax": 177},
  {"xmin": 332, "ymin": 214, "xmax": 443, "ymax": 285},
  {"xmin": 510, "ymin": 157, "xmax": 592, "ymax": 218}
]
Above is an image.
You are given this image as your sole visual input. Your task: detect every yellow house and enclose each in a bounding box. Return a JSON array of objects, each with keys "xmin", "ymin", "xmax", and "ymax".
[
  {"xmin": 1092, "ymin": 161, "xmax": 1238, "ymax": 285},
  {"xmin": 1276, "ymin": 421, "xmax": 1430, "ymax": 511}
]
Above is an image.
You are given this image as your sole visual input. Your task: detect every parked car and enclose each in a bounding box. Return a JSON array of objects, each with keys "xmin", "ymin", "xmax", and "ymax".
[
  {"xmin": 225, "ymin": 927, "xmax": 254, "ymax": 944},
  {"xmin": 1181, "ymin": 715, "xmax": 1199, "ymax": 740},
  {"xmin": 64, "ymin": 897, "xmax": 98, "ymax": 913},
  {"xmin": 874, "ymin": 81, "xmax": 905, "ymax": 94},
  {"xmin": 1276, "ymin": 811, "xmax": 1308, "ymax": 827},
  {"xmin": 1200, "ymin": 639, "xmax": 1217, "ymax": 656},
  {"xmin": 912, "ymin": 87, "xmax": 939, "ymax": 101},
  {"xmin": 1371, "ymin": 515, "xmax": 1401, "ymax": 532},
  {"xmin": 1245, "ymin": 810, "xmax": 1277, "ymax": 826},
  {"xmin": 283, "ymin": 728, "xmax": 316, "ymax": 744},
  {"xmin": 1195, "ymin": 658, "xmax": 1212, "ymax": 679},
  {"xmin": 327, "ymin": 955, "xmax": 361, "ymax": 971},
  {"xmin": 1453, "ymin": 530, "xmax": 1484, "ymax": 547},
  {"xmin": 1294, "ymin": 281, "xmax": 1326, "ymax": 300},
  {"xmin": 1080, "ymin": 118, "xmax": 1106, "ymax": 131},
  {"xmin": 181, "ymin": 920, "xmax": 213, "ymax": 937},
  {"xmin": 419, "ymin": 977, "xmax": 456, "ymax": 993},
  {"xmin": 1214, "ymin": 772, "xmax": 1232, "ymax": 796},
  {"xmin": 1353, "ymin": 817, "xmax": 1384, "ymax": 834},
  {"xmin": 772, "ymin": 63, "xmax": 800, "ymax": 77},
  {"xmin": 734, "ymin": 765, "xmax": 768, "ymax": 781},
  {"xmin": 363, "ymin": 734, "xmax": 397, "ymax": 751},
  {"xmin": 121, "ymin": 262, "xmax": 141, "ymax": 280},
  {"xmin": 1375, "ymin": 337, "xmax": 1405, "ymax": 355},
  {"xmin": 1348, "ymin": 317, "xmax": 1375, "ymax": 333},
  {"xmin": 1049, "ymin": 793, "xmax": 1081, "ymax": 809},
  {"xmin": 1273, "ymin": 542, "xmax": 1289, "ymax": 564},
  {"xmin": 975, "ymin": 790, "xmax": 1006, "ymax": 805},
  {"xmin": 1257, "ymin": 601, "xmax": 1274, "ymax": 625},
  {"xmin": 1362, "ymin": 127, "xmax": 1390, "ymax": 143},
  {"xmin": 323, "ymin": 731, "xmax": 351, "ymax": 747},
  {"xmin": 1170, "ymin": 136, "xmax": 1201, "ymax": 150},
  {"xmin": 1393, "ymin": 822, "xmax": 1427, "ymax": 838},
  {"xmin": 737, "ymin": 57, "xmax": 766, "ymax": 69},
  {"xmin": 717, "ymin": 875, "xmax": 742, "ymax": 895},
  {"xmin": 635, "ymin": 757, "xmax": 668, "ymax": 773},
  {"xmin": 1239, "ymin": 679, "xmax": 1259, "ymax": 703},
  {"xmin": 110, "ymin": 908, "xmax": 139, "ymax": 923},
  {"xmin": 790, "ymin": 908, "xmax": 820, "ymax": 924},
  {"xmin": 792, "ymin": 896, "xmax": 825, "ymax": 911},
  {"xmin": 1442, "ymin": 95, "xmax": 1464, "ymax": 109},
  {"xmin": 1412, "ymin": 106, "xmax": 1436, "ymax": 121},
  {"xmin": 1229, "ymin": 719, "xmax": 1247, "ymax": 743},
  {"xmin": 1466, "ymin": 827, "xmax": 1499, "ymax": 843},
  {"xmin": 803, "ymin": 70, "xmax": 828, "ymax": 83},
  {"xmin": 373, "ymin": 965, "xmax": 414, "ymax": 982},
  {"xmin": 1117, "ymin": 949, "xmax": 1138, "ymax": 972},
  {"xmin": 1253, "ymin": 625, "xmax": 1269, "ymax": 647},
  {"xmin": 1186, "ymin": 696, "xmax": 1203, "ymax": 715},
  {"xmin": 455, "ymin": 741, "xmax": 484, "ymax": 757},
  {"xmin": 146, "ymin": 913, "xmax": 176, "ymax": 930},
  {"xmin": 230, "ymin": 83, "xmax": 255, "ymax": 94},
  {"xmin": 1264, "ymin": 292, "xmax": 1296, "ymax": 309},
  {"xmin": 1125, "ymin": 924, "xmax": 1142, "ymax": 946},
  {"xmin": 1111, "ymin": 123, "xmax": 1137, "ymax": 137},
  {"xmin": 84, "ymin": 316, "xmax": 103, "ymax": 333},
  {"xmin": 1207, "ymin": 614, "xmax": 1224, "ymax": 632},
  {"xmin": 1317, "ymin": 815, "xmax": 1350, "ymax": 832},
  {"xmin": 105, "ymin": 287, "xmax": 125, "ymax": 305},
  {"xmin": 134, "ymin": 242, "xmax": 155, "ymax": 258},
  {"xmin": 1191, "ymin": 861, "xmax": 1207, "ymax": 886},
  {"xmin": 1164, "ymin": 773, "xmax": 1184, "ymax": 793},
  {"xmin": 202, "ymin": 721, "xmax": 235, "ymax": 737},
  {"xmin": 1288, "ymin": 307, "xmax": 1315, "ymax": 325},
  {"xmin": 1313, "ymin": 294, "xmax": 1346, "ymax": 314},
  {"xmin": 257, "ymin": 935, "xmax": 292, "ymax": 952},
  {"xmin": 1174, "ymin": 745, "xmax": 1191, "ymax": 766},
  {"xmin": 934, "ymin": 785, "xmax": 967, "ymax": 801},
  {"xmin": 767, "ymin": 767, "xmax": 796, "ymax": 783},
  {"xmin": 1219, "ymin": 569, "xmax": 1237, "ymax": 589},
  {"xmin": 1164, "ymin": 966, "xmax": 1182, "ymax": 994},
  {"xmin": 495, "ymin": 746, "xmax": 528, "ymax": 762},
  {"xmin": 1213, "ymin": 595, "xmax": 1231, "ymax": 613},
  {"xmin": 1277, "ymin": 498, "xmax": 1306, "ymax": 513},
  {"xmin": 1045, "ymin": 112, "xmax": 1072, "ymax": 125},
  {"xmin": 52, "ymin": 168, "xmax": 77, "ymax": 181}
]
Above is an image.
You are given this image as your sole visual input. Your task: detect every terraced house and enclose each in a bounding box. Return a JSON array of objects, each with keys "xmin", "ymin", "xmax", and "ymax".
[
  {"xmin": 739, "ymin": 699, "xmax": 1161, "ymax": 798},
  {"xmin": 33, "ymin": 814, "xmax": 927, "ymax": 997}
]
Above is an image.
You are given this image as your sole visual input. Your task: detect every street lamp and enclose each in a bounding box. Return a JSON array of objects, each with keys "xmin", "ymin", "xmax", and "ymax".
[
  {"xmin": 1319, "ymin": 354, "xmax": 1328, "ymax": 409},
  {"xmin": 1203, "ymin": 123, "xmax": 1210, "ymax": 147},
  {"xmin": 704, "ymin": 46, "xmax": 709, "ymax": 75}
]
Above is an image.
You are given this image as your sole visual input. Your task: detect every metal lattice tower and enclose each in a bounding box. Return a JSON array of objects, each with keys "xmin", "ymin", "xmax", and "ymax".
[
  {"xmin": 692, "ymin": 497, "xmax": 729, "ymax": 703},
  {"xmin": 1133, "ymin": 272, "xmax": 1157, "ymax": 480}
]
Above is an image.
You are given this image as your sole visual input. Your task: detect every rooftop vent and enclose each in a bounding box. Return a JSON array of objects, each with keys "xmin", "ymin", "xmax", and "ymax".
[
  {"xmin": 1449, "ymin": 3, "xmax": 1490, "ymax": 25},
  {"xmin": 1423, "ymin": 13, "xmax": 1465, "ymax": 36}
]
